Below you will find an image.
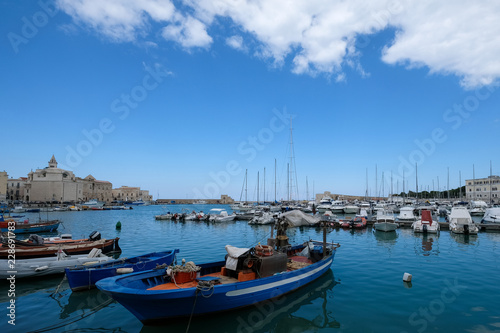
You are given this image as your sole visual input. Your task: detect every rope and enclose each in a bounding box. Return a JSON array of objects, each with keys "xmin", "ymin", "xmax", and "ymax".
[
  {"xmin": 185, "ymin": 289, "xmax": 199, "ymax": 333},
  {"xmin": 50, "ymin": 275, "xmax": 67, "ymax": 297}
]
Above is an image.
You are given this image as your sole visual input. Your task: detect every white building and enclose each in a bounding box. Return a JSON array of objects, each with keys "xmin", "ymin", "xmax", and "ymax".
[
  {"xmin": 24, "ymin": 155, "xmax": 83, "ymax": 203},
  {"xmin": 466, "ymin": 175, "xmax": 500, "ymax": 204},
  {"xmin": 7, "ymin": 177, "xmax": 27, "ymax": 202}
]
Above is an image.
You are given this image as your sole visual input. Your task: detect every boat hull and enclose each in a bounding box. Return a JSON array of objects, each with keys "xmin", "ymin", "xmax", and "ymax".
[
  {"xmin": 66, "ymin": 250, "xmax": 179, "ymax": 291},
  {"xmin": 0, "ymin": 221, "xmax": 60, "ymax": 234},
  {"xmin": 97, "ymin": 254, "xmax": 335, "ymax": 324},
  {"xmin": 0, "ymin": 254, "xmax": 111, "ymax": 279},
  {"xmin": 373, "ymin": 222, "xmax": 398, "ymax": 232}
]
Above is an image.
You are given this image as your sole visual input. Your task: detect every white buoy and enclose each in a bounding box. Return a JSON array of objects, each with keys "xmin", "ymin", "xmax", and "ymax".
[{"xmin": 403, "ymin": 272, "xmax": 412, "ymax": 282}]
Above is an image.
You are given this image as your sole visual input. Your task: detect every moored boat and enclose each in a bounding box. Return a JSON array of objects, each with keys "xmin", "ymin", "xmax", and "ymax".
[
  {"xmin": 0, "ymin": 248, "xmax": 111, "ymax": 279},
  {"xmin": 449, "ymin": 207, "xmax": 479, "ymax": 234},
  {"xmin": 481, "ymin": 207, "xmax": 500, "ymax": 223},
  {"xmin": 65, "ymin": 249, "xmax": 179, "ymax": 291},
  {"xmin": 0, "ymin": 214, "xmax": 60, "ymax": 234},
  {"xmin": 373, "ymin": 209, "xmax": 397, "ymax": 232},
  {"xmin": 0, "ymin": 235, "xmax": 120, "ymax": 259},
  {"xmin": 97, "ymin": 217, "xmax": 340, "ymax": 325},
  {"xmin": 412, "ymin": 210, "xmax": 440, "ymax": 234}
]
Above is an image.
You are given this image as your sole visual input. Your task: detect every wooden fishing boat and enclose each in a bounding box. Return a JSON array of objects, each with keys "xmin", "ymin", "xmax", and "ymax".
[
  {"xmin": 0, "ymin": 237, "xmax": 120, "ymax": 259},
  {"xmin": 0, "ymin": 218, "xmax": 60, "ymax": 234},
  {"xmin": 0, "ymin": 248, "xmax": 112, "ymax": 279},
  {"xmin": 97, "ymin": 217, "xmax": 340, "ymax": 325},
  {"xmin": 65, "ymin": 249, "xmax": 179, "ymax": 291}
]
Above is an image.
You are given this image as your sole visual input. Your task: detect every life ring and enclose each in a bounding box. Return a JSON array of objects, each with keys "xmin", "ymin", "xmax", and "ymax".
[{"xmin": 255, "ymin": 245, "xmax": 273, "ymax": 257}]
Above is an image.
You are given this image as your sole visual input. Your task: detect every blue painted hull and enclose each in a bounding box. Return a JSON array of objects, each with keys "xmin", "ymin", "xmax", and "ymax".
[
  {"xmin": 0, "ymin": 222, "xmax": 60, "ymax": 234},
  {"xmin": 97, "ymin": 250, "xmax": 335, "ymax": 324},
  {"xmin": 65, "ymin": 249, "xmax": 179, "ymax": 291}
]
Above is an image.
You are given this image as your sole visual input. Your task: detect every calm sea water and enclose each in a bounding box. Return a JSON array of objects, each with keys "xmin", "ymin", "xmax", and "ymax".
[{"xmin": 2, "ymin": 205, "xmax": 500, "ymax": 333}]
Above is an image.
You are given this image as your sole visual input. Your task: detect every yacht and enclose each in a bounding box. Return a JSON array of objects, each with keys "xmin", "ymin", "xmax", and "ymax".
[
  {"xmin": 82, "ymin": 199, "xmax": 105, "ymax": 208},
  {"xmin": 412, "ymin": 210, "xmax": 440, "ymax": 233},
  {"xmin": 481, "ymin": 207, "xmax": 500, "ymax": 223},
  {"xmin": 449, "ymin": 207, "xmax": 479, "ymax": 234},
  {"xmin": 373, "ymin": 209, "xmax": 398, "ymax": 232},
  {"xmin": 397, "ymin": 206, "xmax": 417, "ymax": 222},
  {"xmin": 343, "ymin": 204, "xmax": 359, "ymax": 215}
]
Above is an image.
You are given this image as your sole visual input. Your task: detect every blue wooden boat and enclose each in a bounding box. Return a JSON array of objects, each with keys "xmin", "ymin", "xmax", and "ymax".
[
  {"xmin": 97, "ymin": 239, "xmax": 339, "ymax": 324},
  {"xmin": 0, "ymin": 214, "xmax": 60, "ymax": 234},
  {"xmin": 65, "ymin": 249, "xmax": 179, "ymax": 291}
]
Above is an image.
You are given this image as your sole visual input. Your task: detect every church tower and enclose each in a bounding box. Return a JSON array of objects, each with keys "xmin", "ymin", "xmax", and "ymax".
[{"xmin": 48, "ymin": 155, "xmax": 58, "ymax": 168}]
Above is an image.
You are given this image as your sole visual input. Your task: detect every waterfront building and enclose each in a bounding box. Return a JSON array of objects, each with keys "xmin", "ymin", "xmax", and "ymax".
[
  {"xmin": 24, "ymin": 155, "xmax": 83, "ymax": 202},
  {"xmin": 0, "ymin": 171, "xmax": 7, "ymax": 202},
  {"xmin": 7, "ymin": 177, "xmax": 27, "ymax": 202},
  {"xmin": 466, "ymin": 175, "xmax": 500, "ymax": 204},
  {"xmin": 220, "ymin": 194, "xmax": 234, "ymax": 204},
  {"xmin": 82, "ymin": 175, "xmax": 113, "ymax": 203},
  {"xmin": 112, "ymin": 186, "xmax": 152, "ymax": 202}
]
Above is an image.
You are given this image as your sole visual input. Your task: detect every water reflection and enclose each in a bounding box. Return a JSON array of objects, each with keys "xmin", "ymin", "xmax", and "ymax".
[
  {"xmin": 450, "ymin": 232, "xmax": 479, "ymax": 245},
  {"xmin": 140, "ymin": 270, "xmax": 339, "ymax": 333},
  {"xmin": 58, "ymin": 288, "xmax": 113, "ymax": 320},
  {"xmin": 413, "ymin": 233, "xmax": 440, "ymax": 256},
  {"xmin": 373, "ymin": 229, "xmax": 398, "ymax": 245}
]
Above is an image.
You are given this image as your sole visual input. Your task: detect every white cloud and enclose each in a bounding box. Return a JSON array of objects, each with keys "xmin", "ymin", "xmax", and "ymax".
[
  {"xmin": 226, "ymin": 35, "xmax": 245, "ymax": 51},
  {"xmin": 57, "ymin": 0, "xmax": 500, "ymax": 88},
  {"xmin": 162, "ymin": 16, "xmax": 212, "ymax": 49}
]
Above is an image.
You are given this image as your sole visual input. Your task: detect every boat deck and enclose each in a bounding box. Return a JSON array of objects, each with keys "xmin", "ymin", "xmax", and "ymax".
[{"xmin": 147, "ymin": 256, "xmax": 313, "ymax": 291}]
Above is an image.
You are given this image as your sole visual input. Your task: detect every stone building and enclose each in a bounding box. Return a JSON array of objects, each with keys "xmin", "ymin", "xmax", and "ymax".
[
  {"xmin": 24, "ymin": 155, "xmax": 83, "ymax": 202},
  {"xmin": 82, "ymin": 175, "xmax": 113, "ymax": 203},
  {"xmin": 112, "ymin": 186, "xmax": 152, "ymax": 202},
  {"xmin": 0, "ymin": 171, "xmax": 7, "ymax": 202},
  {"xmin": 7, "ymin": 177, "xmax": 27, "ymax": 202},
  {"xmin": 466, "ymin": 175, "xmax": 500, "ymax": 204}
]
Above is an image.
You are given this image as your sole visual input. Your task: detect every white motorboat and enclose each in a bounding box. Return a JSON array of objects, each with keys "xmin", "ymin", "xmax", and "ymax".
[
  {"xmin": 397, "ymin": 206, "xmax": 417, "ymax": 222},
  {"xmin": 412, "ymin": 210, "xmax": 439, "ymax": 233},
  {"xmin": 12, "ymin": 205, "xmax": 26, "ymax": 213},
  {"xmin": 230, "ymin": 202, "xmax": 254, "ymax": 211},
  {"xmin": 343, "ymin": 205, "xmax": 359, "ymax": 214},
  {"xmin": 248, "ymin": 211, "xmax": 276, "ymax": 225},
  {"xmin": 481, "ymin": 207, "xmax": 500, "ymax": 223},
  {"xmin": 469, "ymin": 200, "xmax": 488, "ymax": 216},
  {"xmin": 449, "ymin": 207, "xmax": 479, "ymax": 234},
  {"xmin": 0, "ymin": 248, "xmax": 111, "ymax": 279},
  {"xmin": 82, "ymin": 199, "xmax": 105, "ymax": 207},
  {"xmin": 209, "ymin": 209, "xmax": 236, "ymax": 222},
  {"xmin": 330, "ymin": 201, "xmax": 345, "ymax": 214},
  {"xmin": 373, "ymin": 209, "xmax": 397, "ymax": 232}
]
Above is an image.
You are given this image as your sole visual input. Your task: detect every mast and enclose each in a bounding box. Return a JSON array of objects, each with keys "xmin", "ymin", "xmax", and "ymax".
[
  {"xmin": 459, "ymin": 170, "xmax": 462, "ymax": 200},
  {"xmin": 375, "ymin": 164, "xmax": 378, "ymax": 200},
  {"xmin": 473, "ymin": 164, "xmax": 475, "ymax": 201},
  {"xmin": 403, "ymin": 169, "xmax": 405, "ymax": 201},
  {"xmin": 245, "ymin": 169, "xmax": 248, "ymax": 203},
  {"xmin": 264, "ymin": 167, "xmax": 266, "ymax": 203},
  {"xmin": 306, "ymin": 176, "xmax": 309, "ymax": 202},
  {"xmin": 287, "ymin": 163, "xmax": 289, "ymax": 202},
  {"xmin": 274, "ymin": 159, "xmax": 277, "ymax": 203},
  {"xmin": 490, "ymin": 160, "xmax": 493, "ymax": 204},
  {"xmin": 447, "ymin": 167, "xmax": 450, "ymax": 200},
  {"xmin": 257, "ymin": 171, "xmax": 260, "ymax": 204},
  {"xmin": 415, "ymin": 163, "xmax": 418, "ymax": 201},
  {"xmin": 437, "ymin": 176, "xmax": 440, "ymax": 200}
]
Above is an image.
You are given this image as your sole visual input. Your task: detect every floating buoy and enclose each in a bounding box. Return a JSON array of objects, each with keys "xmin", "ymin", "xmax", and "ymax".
[
  {"xmin": 403, "ymin": 272, "xmax": 412, "ymax": 282},
  {"xmin": 116, "ymin": 221, "xmax": 122, "ymax": 229}
]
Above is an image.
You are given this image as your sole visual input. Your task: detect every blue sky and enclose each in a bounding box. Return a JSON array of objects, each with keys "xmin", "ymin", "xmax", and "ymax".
[{"xmin": 2, "ymin": 1, "xmax": 500, "ymax": 201}]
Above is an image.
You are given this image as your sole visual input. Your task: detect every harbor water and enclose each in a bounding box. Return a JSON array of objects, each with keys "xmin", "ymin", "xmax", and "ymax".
[{"xmin": 2, "ymin": 205, "xmax": 500, "ymax": 333}]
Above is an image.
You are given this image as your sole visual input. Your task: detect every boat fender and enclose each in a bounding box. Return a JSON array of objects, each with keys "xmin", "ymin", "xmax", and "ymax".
[
  {"xmin": 35, "ymin": 266, "xmax": 49, "ymax": 272},
  {"xmin": 116, "ymin": 267, "xmax": 134, "ymax": 274}
]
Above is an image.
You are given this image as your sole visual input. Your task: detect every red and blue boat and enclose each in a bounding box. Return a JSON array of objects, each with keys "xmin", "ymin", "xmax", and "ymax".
[
  {"xmin": 0, "ymin": 214, "xmax": 60, "ymax": 234},
  {"xmin": 97, "ymin": 221, "xmax": 340, "ymax": 325},
  {"xmin": 65, "ymin": 249, "xmax": 179, "ymax": 291}
]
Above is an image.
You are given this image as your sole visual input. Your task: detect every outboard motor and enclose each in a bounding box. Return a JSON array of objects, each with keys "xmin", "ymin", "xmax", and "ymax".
[
  {"xmin": 423, "ymin": 225, "xmax": 428, "ymax": 233},
  {"xmin": 29, "ymin": 234, "xmax": 44, "ymax": 245},
  {"xmin": 464, "ymin": 225, "xmax": 469, "ymax": 235},
  {"xmin": 88, "ymin": 231, "xmax": 101, "ymax": 241}
]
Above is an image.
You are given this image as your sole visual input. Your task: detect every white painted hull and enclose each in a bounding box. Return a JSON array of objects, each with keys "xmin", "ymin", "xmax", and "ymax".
[{"xmin": 373, "ymin": 222, "xmax": 398, "ymax": 232}]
